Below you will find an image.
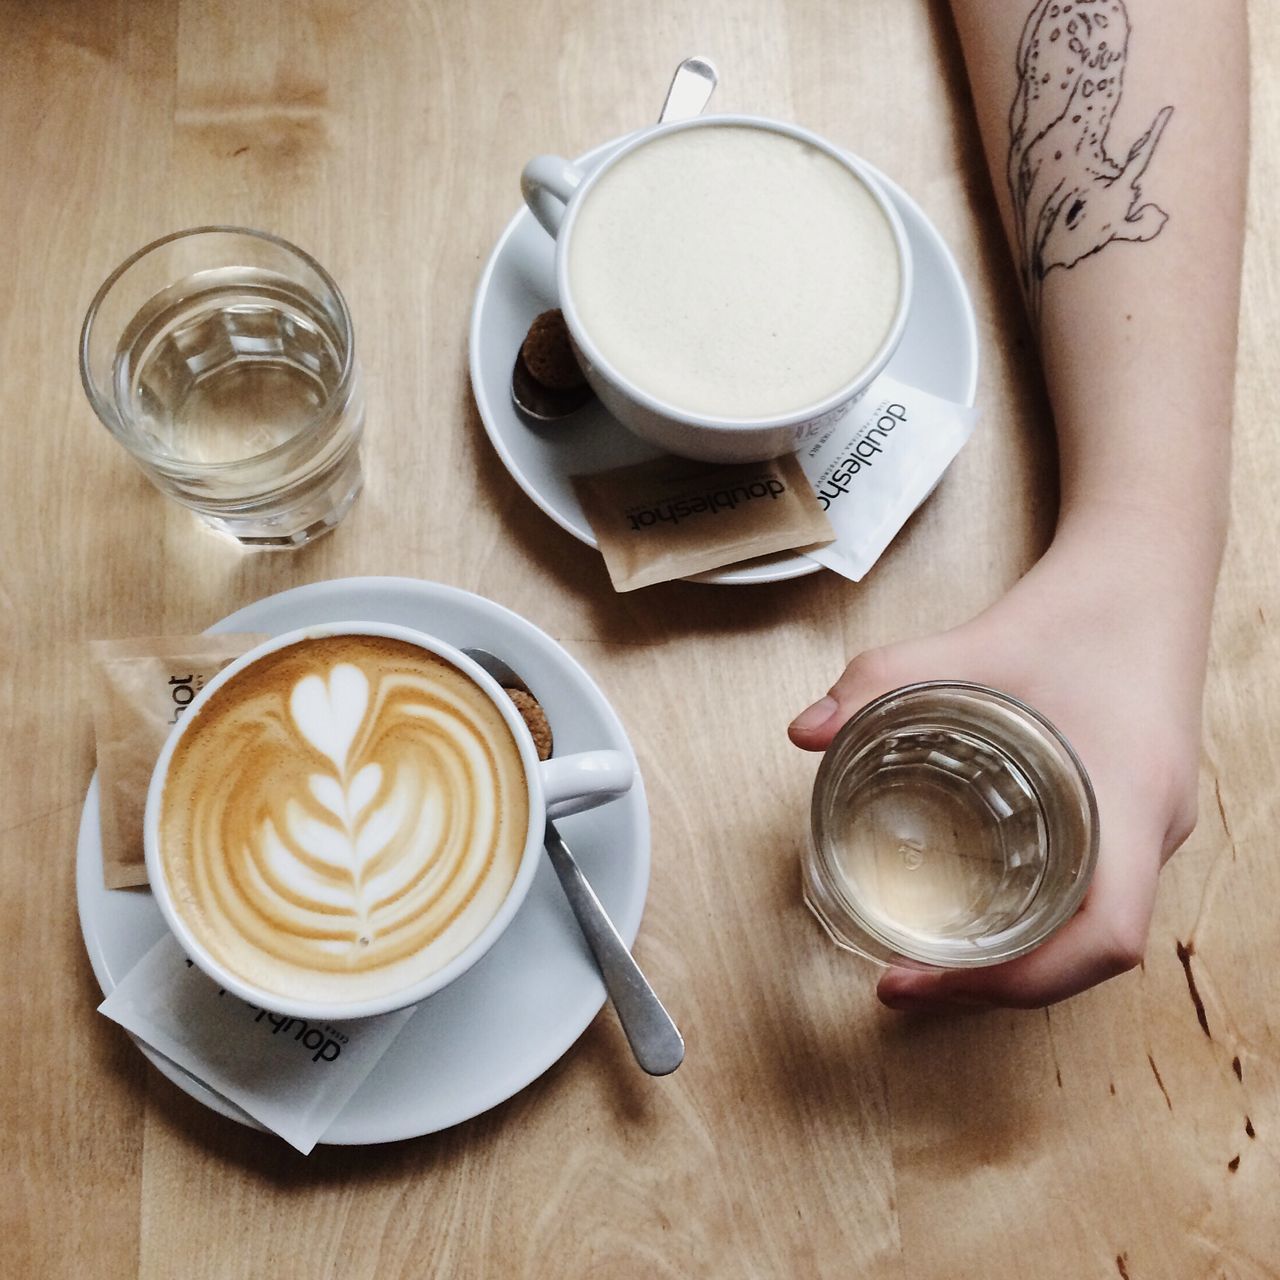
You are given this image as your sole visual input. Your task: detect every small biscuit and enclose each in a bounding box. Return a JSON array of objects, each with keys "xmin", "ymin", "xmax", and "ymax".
[
  {"xmin": 505, "ymin": 687, "xmax": 553, "ymax": 761},
  {"xmin": 520, "ymin": 309, "xmax": 587, "ymax": 392}
]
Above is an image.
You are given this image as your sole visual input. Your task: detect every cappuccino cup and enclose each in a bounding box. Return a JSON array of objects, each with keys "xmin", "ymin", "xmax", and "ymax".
[
  {"xmin": 521, "ymin": 115, "xmax": 912, "ymax": 463},
  {"xmin": 144, "ymin": 622, "xmax": 633, "ymax": 1020}
]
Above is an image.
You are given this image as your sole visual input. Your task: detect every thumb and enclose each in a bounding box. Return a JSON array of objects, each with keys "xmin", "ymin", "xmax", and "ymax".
[{"xmin": 788, "ymin": 648, "xmax": 903, "ymax": 752}]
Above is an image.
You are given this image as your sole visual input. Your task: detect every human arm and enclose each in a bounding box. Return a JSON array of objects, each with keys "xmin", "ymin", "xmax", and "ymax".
[{"xmin": 788, "ymin": 0, "xmax": 1248, "ymax": 1008}]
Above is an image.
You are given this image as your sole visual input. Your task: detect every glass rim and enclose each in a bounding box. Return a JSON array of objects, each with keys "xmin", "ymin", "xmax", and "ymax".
[
  {"xmin": 78, "ymin": 224, "xmax": 358, "ymax": 473},
  {"xmin": 810, "ymin": 679, "xmax": 1101, "ymax": 969}
]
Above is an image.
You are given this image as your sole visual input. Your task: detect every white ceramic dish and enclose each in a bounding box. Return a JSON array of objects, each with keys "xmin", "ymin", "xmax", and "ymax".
[
  {"xmin": 470, "ymin": 135, "xmax": 979, "ymax": 586},
  {"xmin": 76, "ymin": 577, "xmax": 650, "ymax": 1145},
  {"xmin": 521, "ymin": 115, "xmax": 914, "ymax": 464}
]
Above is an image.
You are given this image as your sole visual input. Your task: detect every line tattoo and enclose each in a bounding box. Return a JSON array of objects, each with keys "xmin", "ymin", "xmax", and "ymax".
[{"xmin": 1007, "ymin": 0, "xmax": 1173, "ymax": 317}]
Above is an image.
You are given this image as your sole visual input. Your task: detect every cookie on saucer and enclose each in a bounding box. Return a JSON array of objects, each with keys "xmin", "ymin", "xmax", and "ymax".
[
  {"xmin": 504, "ymin": 687, "xmax": 553, "ymax": 761},
  {"xmin": 520, "ymin": 310, "xmax": 586, "ymax": 393}
]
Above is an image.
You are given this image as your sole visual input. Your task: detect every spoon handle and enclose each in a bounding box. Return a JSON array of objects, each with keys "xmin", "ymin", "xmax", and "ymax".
[
  {"xmin": 658, "ymin": 56, "xmax": 719, "ymax": 124},
  {"xmin": 544, "ymin": 821, "xmax": 685, "ymax": 1076}
]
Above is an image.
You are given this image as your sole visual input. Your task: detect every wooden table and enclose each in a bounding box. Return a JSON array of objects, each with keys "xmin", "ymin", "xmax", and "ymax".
[{"xmin": 5, "ymin": 2, "xmax": 1277, "ymax": 1276}]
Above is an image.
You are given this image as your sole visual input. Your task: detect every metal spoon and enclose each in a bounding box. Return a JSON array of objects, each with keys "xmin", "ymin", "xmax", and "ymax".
[
  {"xmin": 657, "ymin": 55, "xmax": 719, "ymax": 125},
  {"xmin": 464, "ymin": 646, "xmax": 685, "ymax": 1076},
  {"xmin": 511, "ymin": 338, "xmax": 594, "ymax": 422},
  {"xmin": 511, "ymin": 55, "xmax": 720, "ymax": 421}
]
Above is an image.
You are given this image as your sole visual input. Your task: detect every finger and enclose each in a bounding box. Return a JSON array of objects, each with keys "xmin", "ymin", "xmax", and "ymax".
[
  {"xmin": 788, "ymin": 648, "xmax": 903, "ymax": 751},
  {"xmin": 877, "ymin": 813, "xmax": 1162, "ymax": 1009},
  {"xmin": 876, "ymin": 907, "xmax": 1134, "ymax": 1009}
]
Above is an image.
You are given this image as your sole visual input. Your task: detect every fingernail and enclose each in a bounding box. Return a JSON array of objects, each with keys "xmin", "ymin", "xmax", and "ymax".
[{"xmin": 790, "ymin": 696, "xmax": 838, "ymax": 734}]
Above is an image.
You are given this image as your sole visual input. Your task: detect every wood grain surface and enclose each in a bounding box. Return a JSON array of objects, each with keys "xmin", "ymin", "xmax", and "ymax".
[{"xmin": 2, "ymin": 2, "xmax": 1276, "ymax": 1277}]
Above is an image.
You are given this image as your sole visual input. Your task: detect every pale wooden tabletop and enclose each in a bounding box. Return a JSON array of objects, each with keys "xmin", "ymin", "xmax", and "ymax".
[{"xmin": 4, "ymin": 2, "xmax": 1278, "ymax": 1277}]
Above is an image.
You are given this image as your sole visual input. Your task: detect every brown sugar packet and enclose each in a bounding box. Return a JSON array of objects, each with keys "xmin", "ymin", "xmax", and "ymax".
[
  {"xmin": 88, "ymin": 634, "xmax": 266, "ymax": 889},
  {"xmin": 572, "ymin": 452, "xmax": 833, "ymax": 591}
]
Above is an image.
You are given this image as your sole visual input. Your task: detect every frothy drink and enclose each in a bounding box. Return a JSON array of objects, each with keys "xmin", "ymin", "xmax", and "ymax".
[
  {"xmin": 567, "ymin": 125, "xmax": 903, "ymax": 420},
  {"xmin": 158, "ymin": 635, "xmax": 529, "ymax": 1005}
]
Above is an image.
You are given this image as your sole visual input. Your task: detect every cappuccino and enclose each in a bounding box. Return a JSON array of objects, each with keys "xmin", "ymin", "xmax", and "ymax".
[
  {"xmin": 567, "ymin": 125, "xmax": 903, "ymax": 420},
  {"xmin": 157, "ymin": 634, "xmax": 529, "ymax": 1006}
]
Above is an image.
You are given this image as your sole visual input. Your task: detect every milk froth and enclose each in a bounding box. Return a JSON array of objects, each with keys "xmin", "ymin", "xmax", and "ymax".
[
  {"xmin": 568, "ymin": 125, "xmax": 902, "ymax": 419},
  {"xmin": 159, "ymin": 635, "xmax": 529, "ymax": 1005}
]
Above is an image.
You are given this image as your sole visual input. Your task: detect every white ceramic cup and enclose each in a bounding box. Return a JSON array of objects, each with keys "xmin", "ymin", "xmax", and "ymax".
[
  {"xmin": 521, "ymin": 114, "xmax": 913, "ymax": 464},
  {"xmin": 143, "ymin": 621, "xmax": 634, "ymax": 1020}
]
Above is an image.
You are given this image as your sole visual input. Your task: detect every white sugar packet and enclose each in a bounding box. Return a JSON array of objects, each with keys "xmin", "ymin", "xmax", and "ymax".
[
  {"xmin": 795, "ymin": 375, "xmax": 978, "ymax": 581},
  {"xmin": 99, "ymin": 934, "xmax": 417, "ymax": 1153}
]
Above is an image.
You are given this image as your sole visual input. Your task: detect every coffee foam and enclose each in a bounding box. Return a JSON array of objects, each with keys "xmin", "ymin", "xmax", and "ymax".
[
  {"xmin": 159, "ymin": 635, "xmax": 529, "ymax": 1005},
  {"xmin": 568, "ymin": 125, "xmax": 902, "ymax": 419}
]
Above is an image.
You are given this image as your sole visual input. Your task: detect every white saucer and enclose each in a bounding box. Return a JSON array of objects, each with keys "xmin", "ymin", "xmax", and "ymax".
[
  {"xmin": 469, "ymin": 135, "xmax": 979, "ymax": 586},
  {"xmin": 76, "ymin": 577, "xmax": 650, "ymax": 1145}
]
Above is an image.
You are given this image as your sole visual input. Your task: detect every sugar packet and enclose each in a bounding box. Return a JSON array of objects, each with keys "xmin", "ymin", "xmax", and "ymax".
[
  {"xmin": 572, "ymin": 451, "xmax": 833, "ymax": 591},
  {"xmin": 88, "ymin": 634, "xmax": 266, "ymax": 888},
  {"xmin": 99, "ymin": 934, "xmax": 416, "ymax": 1153},
  {"xmin": 795, "ymin": 375, "xmax": 977, "ymax": 581}
]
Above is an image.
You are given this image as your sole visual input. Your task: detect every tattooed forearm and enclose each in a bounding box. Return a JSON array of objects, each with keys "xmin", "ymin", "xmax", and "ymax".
[{"xmin": 1007, "ymin": 0, "xmax": 1173, "ymax": 317}]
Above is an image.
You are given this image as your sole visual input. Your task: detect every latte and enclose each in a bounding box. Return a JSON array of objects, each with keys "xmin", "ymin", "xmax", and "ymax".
[
  {"xmin": 157, "ymin": 634, "xmax": 529, "ymax": 1006},
  {"xmin": 567, "ymin": 124, "xmax": 904, "ymax": 420}
]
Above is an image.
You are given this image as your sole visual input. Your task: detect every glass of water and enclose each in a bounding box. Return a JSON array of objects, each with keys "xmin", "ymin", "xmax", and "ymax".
[
  {"xmin": 79, "ymin": 226, "xmax": 364, "ymax": 547},
  {"xmin": 804, "ymin": 681, "xmax": 1098, "ymax": 969}
]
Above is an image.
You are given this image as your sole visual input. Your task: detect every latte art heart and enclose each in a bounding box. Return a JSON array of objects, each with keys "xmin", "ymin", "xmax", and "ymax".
[{"xmin": 159, "ymin": 635, "xmax": 530, "ymax": 1005}]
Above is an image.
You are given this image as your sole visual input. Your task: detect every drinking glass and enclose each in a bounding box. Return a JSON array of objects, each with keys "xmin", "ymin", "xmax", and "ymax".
[
  {"xmin": 804, "ymin": 681, "xmax": 1098, "ymax": 969},
  {"xmin": 80, "ymin": 226, "xmax": 364, "ymax": 547}
]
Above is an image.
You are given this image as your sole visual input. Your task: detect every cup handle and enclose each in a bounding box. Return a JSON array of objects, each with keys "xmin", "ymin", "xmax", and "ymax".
[
  {"xmin": 521, "ymin": 155, "xmax": 585, "ymax": 238},
  {"xmin": 538, "ymin": 750, "xmax": 633, "ymax": 820}
]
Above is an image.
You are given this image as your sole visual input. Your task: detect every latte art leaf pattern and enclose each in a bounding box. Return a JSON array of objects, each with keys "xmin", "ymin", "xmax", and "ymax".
[
  {"xmin": 290, "ymin": 664, "xmax": 369, "ymax": 771},
  {"xmin": 160, "ymin": 636, "xmax": 529, "ymax": 1004}
]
